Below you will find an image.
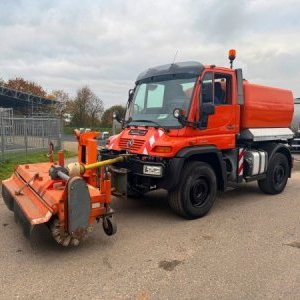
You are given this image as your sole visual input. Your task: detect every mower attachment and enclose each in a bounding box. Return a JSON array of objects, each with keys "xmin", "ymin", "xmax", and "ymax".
[{"xmin": 1, "ymin": 130, "xmax": 129, "ymax": 246}]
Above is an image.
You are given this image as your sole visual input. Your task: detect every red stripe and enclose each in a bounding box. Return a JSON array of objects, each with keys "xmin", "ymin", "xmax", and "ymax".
[{"xmin": 238, "ymin": 148, "xmax": 245, "ymax": 161}]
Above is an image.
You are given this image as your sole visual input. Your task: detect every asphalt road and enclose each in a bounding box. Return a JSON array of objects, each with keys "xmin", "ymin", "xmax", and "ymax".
[{"xmin": 0, "ymin": 170, "xmax": 300, "ymax": 299}]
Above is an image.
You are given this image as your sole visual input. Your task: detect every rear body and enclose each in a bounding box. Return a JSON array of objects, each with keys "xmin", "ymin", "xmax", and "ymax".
[
  {"xmin": 100, "ymin": 60, "xmax": 294, "ymax": 219},
  {"xmin": 291, "ymin": 98, "xmax": 300, "ymax": 151}
]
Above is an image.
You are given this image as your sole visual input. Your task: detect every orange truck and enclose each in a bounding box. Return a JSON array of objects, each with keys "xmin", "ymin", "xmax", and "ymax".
[{"xmin": 100, "ymin": 50, "xmax": 295, "ymax": 219}]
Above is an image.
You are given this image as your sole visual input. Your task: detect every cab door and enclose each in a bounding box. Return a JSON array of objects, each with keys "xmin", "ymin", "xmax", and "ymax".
[{"xmin": 198, "ymin": 70, "xmax": 239, "ymax": 149}]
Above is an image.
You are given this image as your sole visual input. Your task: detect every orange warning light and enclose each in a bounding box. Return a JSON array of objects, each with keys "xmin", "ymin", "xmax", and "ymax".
[{"xmin": 228, "ymin": 49, "xmax": 236, "ymax": 60}]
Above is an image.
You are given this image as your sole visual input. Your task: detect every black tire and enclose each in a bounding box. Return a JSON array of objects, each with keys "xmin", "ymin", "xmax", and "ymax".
[
  {"xmin": 103, "ymin": 217, "xmax": 117, "ymax": 236},
  {"xmin": 258, "ymin": 152, "xmax": 290, "ymax": 194},
  {"xmin": 2, "ymin": 185, "xmax": 14, "ymax": 211},
  {"xmin": 168, "ymin": 161, "xmax": 217, "ymax": 219}
]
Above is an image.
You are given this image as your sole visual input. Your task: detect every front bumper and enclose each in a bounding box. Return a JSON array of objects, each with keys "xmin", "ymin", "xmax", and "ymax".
[
  {"xmin": 100, "ymin": 150, "xmax": 184, "ymax": 191},
  {"xmin": 100, "ymin": 151, "xmax": 166, "ymax": 178}
]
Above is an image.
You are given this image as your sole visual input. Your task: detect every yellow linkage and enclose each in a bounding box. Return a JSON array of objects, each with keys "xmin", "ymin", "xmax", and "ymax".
[
  {"xmin": 67, "ymin": 155, "xmax": 129, "ymax": 177},
  {"xmin": 84, "ymin": 156, "xmax": 128, "ymax": 171}
]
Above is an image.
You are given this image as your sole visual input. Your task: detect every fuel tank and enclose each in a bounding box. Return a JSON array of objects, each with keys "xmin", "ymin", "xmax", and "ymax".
[{"xmin": 241, "ymin": 81, "xmax": 294, "ymax": 129}]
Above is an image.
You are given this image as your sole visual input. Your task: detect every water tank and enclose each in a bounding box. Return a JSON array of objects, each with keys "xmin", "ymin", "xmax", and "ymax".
[{"xmin": 240, "ymin": 81, "xmax": 294, "ymax": 129}]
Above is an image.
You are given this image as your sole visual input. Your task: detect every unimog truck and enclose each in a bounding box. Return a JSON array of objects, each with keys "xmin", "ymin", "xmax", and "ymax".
[{"xmin": 100, "ymin": 50, "xmax": 294, "ymax": 219}]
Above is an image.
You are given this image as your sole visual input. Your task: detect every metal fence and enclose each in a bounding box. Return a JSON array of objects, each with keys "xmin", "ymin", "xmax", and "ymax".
[{"xmin": 0, "ymin": 116, "xmax": 62, "ymax": 160}]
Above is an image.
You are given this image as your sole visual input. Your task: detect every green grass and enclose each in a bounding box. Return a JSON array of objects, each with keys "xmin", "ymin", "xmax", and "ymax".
[{"xmin": 0, "ymin": 150, "xmax": 76, "ymax": 181}]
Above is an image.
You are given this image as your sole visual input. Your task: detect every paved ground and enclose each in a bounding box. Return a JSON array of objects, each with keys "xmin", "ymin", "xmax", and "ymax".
[{"xmin": 0, "ymin": 167, "xmax": 300, "ymax": 299}]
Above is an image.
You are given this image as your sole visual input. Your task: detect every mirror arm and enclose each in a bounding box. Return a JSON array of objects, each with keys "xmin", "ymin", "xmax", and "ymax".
[{"xmin": 178, "ymin": 117, "xmax": 200, "ymax": 129}]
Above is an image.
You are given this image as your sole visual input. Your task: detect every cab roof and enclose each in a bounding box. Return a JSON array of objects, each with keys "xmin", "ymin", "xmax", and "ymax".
[{"xmin": 136, "ymin": 61, "xmax": 204, "ymax": 84}]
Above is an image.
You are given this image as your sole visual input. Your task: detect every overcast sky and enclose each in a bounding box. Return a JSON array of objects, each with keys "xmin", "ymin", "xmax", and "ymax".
[{"xmin": 0, "ymin": 0, "xmax": 300, "ymax": 107}]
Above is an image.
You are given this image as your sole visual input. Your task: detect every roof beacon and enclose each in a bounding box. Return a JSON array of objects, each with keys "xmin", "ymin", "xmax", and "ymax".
[{"xmin": 228, "ymin": 49, "xmax": 236, "ymax": 69}]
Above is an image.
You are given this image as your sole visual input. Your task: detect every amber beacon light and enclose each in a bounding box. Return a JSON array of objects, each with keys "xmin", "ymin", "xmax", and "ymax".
[{"xmin": 228, "ymin": 49, "xmax": 236, "ymax": 69}]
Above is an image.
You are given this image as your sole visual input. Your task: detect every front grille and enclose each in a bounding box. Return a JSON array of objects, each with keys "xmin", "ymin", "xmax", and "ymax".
[{"xmin": 119, "ymin": 138, "xmax": 145, "ymax": 152}]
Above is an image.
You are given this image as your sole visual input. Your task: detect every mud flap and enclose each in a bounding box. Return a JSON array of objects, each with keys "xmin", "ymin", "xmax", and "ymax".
[
  {"xmin": 68, "ymin": 177, "xmax": 91, "ymax": 236},
  {"xmin": 14, "ymin": 200, "xmax": 33, "ymax": 237}
]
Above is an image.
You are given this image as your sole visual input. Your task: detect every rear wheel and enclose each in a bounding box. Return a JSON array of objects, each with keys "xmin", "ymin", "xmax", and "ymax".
[
  {"xmin": 258, "ymin": 152, "xmax": 290, "ymax": 194},
  {"xmin": 168, "ymin": 161, "xmax": 217, "ymax": 219}
]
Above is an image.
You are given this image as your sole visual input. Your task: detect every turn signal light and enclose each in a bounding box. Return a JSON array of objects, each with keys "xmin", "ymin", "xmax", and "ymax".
[{"xmin": 153, "ymin": 146, "xmax": 172, "ymax": 153}]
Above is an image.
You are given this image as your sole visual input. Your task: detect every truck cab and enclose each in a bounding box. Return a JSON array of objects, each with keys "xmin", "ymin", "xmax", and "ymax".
[{"xmin": 100, "ymin": 57, "xmax": 294, "ymax": 219}]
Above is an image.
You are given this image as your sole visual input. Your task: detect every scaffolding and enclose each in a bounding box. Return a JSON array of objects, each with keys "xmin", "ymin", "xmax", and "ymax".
[
  {"xmin": 0, "ymin": 85, "xmax": 58, "ymax": 116},
  {"xmin": 0, "ymin": 107, "xmax": 14, "ymax": 146}
]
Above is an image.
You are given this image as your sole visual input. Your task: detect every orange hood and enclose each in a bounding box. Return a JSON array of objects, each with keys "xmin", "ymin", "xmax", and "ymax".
[{"xmin": 107, "ymin": 127, "xmax": 166, "ymax": 155}]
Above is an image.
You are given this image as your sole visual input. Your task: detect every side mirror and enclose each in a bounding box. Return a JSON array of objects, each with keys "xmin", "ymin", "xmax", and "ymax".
[
  {"xmin": 113, "ymin": 111, "xmax": 122, "ymax": 123},
  {"xmin": 199, "ymin": 103, "xmax": 215, "ymax": 130},
  {"xmin": 202, "ymin": 103, "xmax": 215, "ymax": 116},
  {"xmin": 128, "ymin": 89, "xmax": 134, "ymax": 102}
]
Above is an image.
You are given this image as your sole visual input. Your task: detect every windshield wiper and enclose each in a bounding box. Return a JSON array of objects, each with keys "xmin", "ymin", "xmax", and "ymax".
[{"xmin": 129, "ymin": 119, "xmax": 167, "ymax": 132}]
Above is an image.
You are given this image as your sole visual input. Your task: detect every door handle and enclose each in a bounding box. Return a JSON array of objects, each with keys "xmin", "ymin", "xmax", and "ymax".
[{"xmin": 227, "ymin": 124, "xmax": 235, "ymax": 130}]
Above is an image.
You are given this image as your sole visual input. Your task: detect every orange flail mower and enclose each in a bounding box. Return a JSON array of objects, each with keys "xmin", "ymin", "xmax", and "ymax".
[{"xmin": 2, "ymin": 130, "xmax": 128, "ymax": 246}]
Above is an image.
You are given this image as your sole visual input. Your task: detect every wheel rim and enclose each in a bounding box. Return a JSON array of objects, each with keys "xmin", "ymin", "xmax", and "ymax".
[
  {"xmin": 189, "ymin": 178, "xmax": 209, "ymax": 207},
  {"xmin": 273, "ymin": 164, "xmax": 285, "ymax": 187}
]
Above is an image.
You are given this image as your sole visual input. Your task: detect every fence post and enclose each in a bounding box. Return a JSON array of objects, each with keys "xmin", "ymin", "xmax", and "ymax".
[
  {"xmin": 24, "ymin": 116, "xmax": 28, "ymax": 157},
  {"xmin": 1, "ymin": 116, "xmax": 4, "ymax": 160},
  {"xmin": 112, "ymin": 119, "xmax": 116, "ymax": 135},
  {"xmin": 42, "ymin": 119, "xmax": 45, "ymax": 148},
  {"xmin": 47, "ymin": 118, "xmax": 51, "ymax": 147},
  {"xmin": 57, "ymin": 118, "xmax": 62, "ymax": 150}
]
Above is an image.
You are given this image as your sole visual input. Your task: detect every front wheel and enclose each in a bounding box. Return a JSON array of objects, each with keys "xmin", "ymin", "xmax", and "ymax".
[
  {"xmin": 168, "ymin": 161, "xmax": 217, "ymax": 219},
  {"xmin": 258, "ymin": 152, "xmax": 290, "ymax": 194}
]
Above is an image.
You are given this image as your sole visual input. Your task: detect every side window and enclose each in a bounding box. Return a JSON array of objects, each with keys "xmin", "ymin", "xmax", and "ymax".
[
  {"xmin": 134, "ymin": 84, "xmax": 146, "ymax": 113},
  {"xmin": 201, "ymin": 72, "xmax": 213, "ymax": 103},
  {"xmin": 214, "ymin": 73, "xmax": 232, "ymax": 105}
]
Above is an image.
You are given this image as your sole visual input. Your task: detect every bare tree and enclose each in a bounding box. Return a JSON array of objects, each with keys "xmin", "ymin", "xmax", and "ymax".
[
  {"xmin": 87, "ymin": 92, "xmax": 104, "ymax": 127},
  {"xmin": 71, "ymin": 86, "xmax": 104, "ymax": 127},
  {"xmin": 49, "ymin": 90, "xmax": 72, "ymax": 117}
]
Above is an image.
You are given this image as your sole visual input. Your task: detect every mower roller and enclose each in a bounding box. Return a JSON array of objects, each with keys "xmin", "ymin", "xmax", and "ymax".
[{"xmin": 2, "ymin": 130, "xmax": 128, "ymax": 246}]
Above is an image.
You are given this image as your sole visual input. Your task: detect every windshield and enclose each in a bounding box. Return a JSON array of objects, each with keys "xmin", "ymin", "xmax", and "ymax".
[{"xmin": 126, "ymin": 75, "xmax": 197, "ymax": 127}]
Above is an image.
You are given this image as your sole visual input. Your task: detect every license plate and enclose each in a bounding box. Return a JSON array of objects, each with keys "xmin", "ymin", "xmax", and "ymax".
[{"xmin": 143, "ymin": 165, "xmax": 162, "ymax": 176}]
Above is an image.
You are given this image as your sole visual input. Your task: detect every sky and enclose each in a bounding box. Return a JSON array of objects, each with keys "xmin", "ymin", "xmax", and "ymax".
[{"xmin": 0, "ymin": 0, "xmax": 300, "ymax": 108}]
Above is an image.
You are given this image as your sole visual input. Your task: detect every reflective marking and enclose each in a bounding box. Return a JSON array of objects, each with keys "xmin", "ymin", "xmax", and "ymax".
[
  {"xmin": 158, "ymin": 129, "xmax": 164, "ymax": 137},
  {"xmin": 238, "ymin": 148, "xmax": 245, "ymax": 176},
  {"xmin": 92, "ymin": 202, "xmax": 101, "ymax": 209},
  {"xmin": 149, "ymin": 135, "xmax": 155, "ymax": 147}
]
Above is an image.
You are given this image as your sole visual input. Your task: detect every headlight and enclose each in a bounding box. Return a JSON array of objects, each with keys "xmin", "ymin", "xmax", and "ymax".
[{"xmin": 143, "ymin": 165, "xmax": 162, "ymax": 176}]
